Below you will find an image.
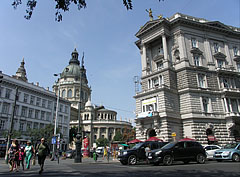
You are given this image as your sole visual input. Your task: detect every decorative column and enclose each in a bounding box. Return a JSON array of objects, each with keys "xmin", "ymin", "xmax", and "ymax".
[
  {"xmin": 177, "ymin": 32, "xmax": 187, "ymax": 60},
  {"xmin": 224, "ymin": 98, "xmax": 229, "ymax": 112},
  {"xmin": 224, "ymin": 42, "xmax": 233, "ymax": 66},
  {"xmin": 106, "ymin": 127, "xmax": 109, "ymax": 140},
  {"xmin": 141, "ymin": 44, "xmax": 147, "ymax": 76},
  {"xmin": 98, "ymin": 127, "xmax": 101, "ymax": 139},
  {"xmin": 162, "ymin": 35, "xmax": 168, "ymax": 60},
  {"xmin": 204, "ymin": 37, "xmax": 214, "ymax": 64}
]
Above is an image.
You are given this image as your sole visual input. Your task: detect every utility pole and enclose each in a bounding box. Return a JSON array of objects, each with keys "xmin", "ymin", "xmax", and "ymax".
[{"xmin": 5, "ymin": 87, "xmax": 18, "ymax": 163}]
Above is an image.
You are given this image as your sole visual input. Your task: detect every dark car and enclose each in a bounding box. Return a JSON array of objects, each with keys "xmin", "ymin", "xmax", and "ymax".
[
  {"xmin": 148, "ymin": 141, "xmax": 206, "ymax": 165},
  {"xmin": 118, "ymin": 141, "xmax": 168, "ymax": 165}
]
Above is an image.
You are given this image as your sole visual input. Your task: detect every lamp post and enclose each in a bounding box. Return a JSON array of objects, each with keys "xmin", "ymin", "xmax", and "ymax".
[
  {"xmin": 52, "ymin": 73, "xmax": 61, "ymax": 161},
  {"xmin": 75, "ymin": 54, "xmax": 84, "ymax": 163}
]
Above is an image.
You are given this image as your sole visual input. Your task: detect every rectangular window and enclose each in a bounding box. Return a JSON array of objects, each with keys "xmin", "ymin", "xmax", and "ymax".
[
  {"xmin": 42, "ymin": 99, "xmax": 46, "ymax": 108},
  {"xmin": 46, "ymin": 112, "xmax": 51, "ymax": 121},
  {"xmin": 65, "ymin": 106, "xmax": 68, "ymax": 113},
  {"xmin": 2, "ymin": 103, "xmax": 10, "ymax": 114},
  {"xmin": 237, "ymin": 62, "xmax": 240, "ymax": 72},
  {"xmin": 19, "ymin": 122, "xmax": 24, "ymax": 131},
  {"xmin": 231, "ymin": 99, "xmax": 239, "ymax": 113},
  {"xmin": 64, "ymin": 116, "xmax": 68, "ymax": 124},
  {"xmin": 223, "ymin": 78, "xmax": 229, "ymax": 88},
  {"xmin": 156, "ymin": 61, "xmax": 163, "ymax": 70},
  {"xmin": 233, "ymin": 46, "xmax": 238, "ymax": 56},
  {"xmin": 27, "ymin": 122, "xmax": 32, "ymax": 129},
  {"xmin": 5, "ymin": 89, "xmax": 11, "ymax": 99},
  {"xmin": 35, "ymin": 110, "xmax": 39, "ymax": 119},
  {"xmin": 213, "ymin": 43, "xmax": 219, "ymax": 53},
  {"xmin": 24, "ymin": 94, "xmax": 29, "ymax": 103},
  {"xmin": 15, "ymin": 105, "xmax": 19, "ymax": 116},
  {"xmin": 198, "ymin": 74, "xmax": 206, "ymax": 88},
  {"xmin": 36, "ymin": 97, "xmax": 41, "ymax": 106},
  {"xmin": 159, "ymin": 75, "xmax": 163, "ymax": 85},
  {"xmin": 217, "ymin": 59, "xmax": 224, "ymax": 68},
  {"xmin": 21, "ymin": 106, "xmax": 27, "ymax": 117},
  {"xmin": 152, "ymin": 77, "xmax": 159, "ymax": 87},
  {"xmin": 40, "ymin": 123, "xmax": 44, "ymax": 129},
  {"xmin": 34, "ymin": 122, "xmax": 38, "ymax": 129},
  {"xmin": 16, "ymin": 92, "xmax": 20, "ymax": 101},
  {"xmin": 47, "ymin": 101, "xmax": 52, "ymax": 109},
  {"xmin": 41, "ymin": 111, "xmax": 45, "ymax": 120},
  {"xmin": 191, "ymin": 38, "xmax": 197, "ymax": 48},
  {"xmin": 30, "ymin": 96, "xmax": 35, "ymax": 105},
  {"xmin": 60, "ymin": 104, "xmax": 63, "ymax": 112},
  {"xmin": 0, "ymin": 120, "xmax": 5, "ymax": 130},
  {"xmin": 194, "ymin": 55, "xmax": 200, "ymax": 66},
  {"xmin": 28, "ymin": 109, "xmax": 33, "ymax": 118},
  {"xmin": 202, "ymin": 97, "xmax": 209, "ymax": 113}
]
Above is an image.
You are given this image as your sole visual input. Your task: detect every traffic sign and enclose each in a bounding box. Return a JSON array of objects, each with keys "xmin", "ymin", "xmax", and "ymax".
[{"xmin": 52, "ymin": 137, "xmax": 56, "ymax": 144}]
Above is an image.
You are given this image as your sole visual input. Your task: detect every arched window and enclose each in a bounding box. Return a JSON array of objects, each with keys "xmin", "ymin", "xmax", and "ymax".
[
  {"xmin": 61, "ymin": 90, "xmax": 66, "ymax": 98},
  {"xmin": 75, "ymin": 89, "xmax": 79, "ymax": 97},
  {"xmin": 67, "ymin": 89, "xmax": 72, "ymax": 98}
]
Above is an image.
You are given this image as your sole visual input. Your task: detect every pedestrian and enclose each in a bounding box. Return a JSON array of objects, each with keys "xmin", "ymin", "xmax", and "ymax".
[
  {"xmin": 19, "ymin": 147, "xmax": 25, "ymax": 170},
  {"xmin": 36, "ymin": 138, "xmax": 50, "ymax": 174},
  {"xmin": 24, "ymin": 141, "xmax": 35, "ymax": 169},
  {"xmin": 8, "ymin": 139, "xmax": 20, "ymax": 172},
  {"xmin": 102, "ymin": 146, "xmax": 107, "ymax": 160},
  {"xmin": 145, "ymin": 145, "xmax": 150, "ymax": 164}
]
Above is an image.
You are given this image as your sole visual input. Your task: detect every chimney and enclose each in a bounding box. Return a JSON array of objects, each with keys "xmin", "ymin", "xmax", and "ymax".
[
  {"xmin": 47, "ymin": 87, "xmax": 49, "ymax": 91},
  {"xmin": 36, "ymin": 82, "xmax": 39, "ymax": 86}
]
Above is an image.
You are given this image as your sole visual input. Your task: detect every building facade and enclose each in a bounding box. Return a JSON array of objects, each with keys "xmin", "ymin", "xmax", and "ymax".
[
  {"xmin": 53, "ymin": 49, "xmax": 132, "ymax": 147},
  {"xmin": 0, "ymin": 59, "xmax": 71, "ymax": 147},
  {"xmin": 134, "ymin": 13, "xmax": 240, "ymax": 145}
]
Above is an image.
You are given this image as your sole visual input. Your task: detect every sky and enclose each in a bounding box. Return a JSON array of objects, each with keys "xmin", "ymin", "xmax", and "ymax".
[{"xmin": 0, "ymin": 0, "xmax": 239, "ymax": 124}]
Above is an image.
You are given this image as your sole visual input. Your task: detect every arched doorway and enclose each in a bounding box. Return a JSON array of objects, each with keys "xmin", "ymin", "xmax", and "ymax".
[{"xmin": 148, "ymin": 129, "xmax": 156, "ymax": 138}]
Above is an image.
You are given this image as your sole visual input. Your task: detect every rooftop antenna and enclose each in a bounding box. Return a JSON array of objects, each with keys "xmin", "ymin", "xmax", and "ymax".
[{"xmin": 133, "ymin": 76, "xmax": 139, "ymax": 93}]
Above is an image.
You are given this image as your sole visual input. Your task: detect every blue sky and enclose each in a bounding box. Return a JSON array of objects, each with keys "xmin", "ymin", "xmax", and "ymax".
[{"xmin": 0, "ymin": 0, "xmax": 239, "ymax": 123}]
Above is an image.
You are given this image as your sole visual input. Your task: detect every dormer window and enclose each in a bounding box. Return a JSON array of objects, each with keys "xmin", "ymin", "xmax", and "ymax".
[
  {"xmin": 233, "ymin": 46, "xmax": 238, "ymax": 56},
  {"xmin": 191, "ymin": 38, "xmax": 197, "ymax": 48},
  {"xmin": 213, "ymin": 43, "xmax": 219, "ymax": 53}
]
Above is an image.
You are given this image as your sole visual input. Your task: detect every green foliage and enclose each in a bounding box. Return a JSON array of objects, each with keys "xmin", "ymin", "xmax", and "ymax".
[
  {"xmin": 26, "ymin": 124, "xmax": 55, "ymax": 146},
  {"xmin": 113, "ymin": 131, "xmax": 123, "ymax": 141},
  {"xmin": 11, "ymin": 0, "xmax": 163, "ymax": 22},
  {"xmin": 96, "ymin": 138, "xmax": 109, "ymax": 147}
]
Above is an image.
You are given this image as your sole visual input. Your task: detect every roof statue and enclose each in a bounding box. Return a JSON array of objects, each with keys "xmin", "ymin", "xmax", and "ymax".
[
  {"xmin": 158, "ymin": 14, "xmax": 163, "ymax": 19},
  {"xmin": 146, "ymin": 8, "xmax": 153, "ymax": 21}
]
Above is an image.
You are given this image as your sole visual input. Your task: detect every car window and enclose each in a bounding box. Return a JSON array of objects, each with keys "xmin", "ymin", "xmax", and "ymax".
[
  {"xmin": 237, "ymin": 145, "xmax": 240, "ymax": 150},
  {"xmin": 212, "ymin": 146, "xmax": 219, "ymax": 150},
  {"xmin": 151, "ymin": 142, "xmax": 158, "ymax": 150},
  {"xmin": 186, "ymin": 142, "xmax": 195, "ymax": 148},
  {"xmin": 177, "ymin": 142, "xmax": 185, "ymax": 148},
  {"xmin": 224, "ymin": 143, "xmax": 238, "ymax": 149},
  {"xmin": 205, "ymin": 146, "xmax": 211, "ymax": 150}
]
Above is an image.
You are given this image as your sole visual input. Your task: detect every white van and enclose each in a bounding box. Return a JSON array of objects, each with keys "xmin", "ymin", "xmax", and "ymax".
[{"xmin": 96, "ymin": 147, "xmax": 104, "ymax": 155}]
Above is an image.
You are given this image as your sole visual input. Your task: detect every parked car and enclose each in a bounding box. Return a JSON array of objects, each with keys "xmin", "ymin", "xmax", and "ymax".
[
  {"xmin": 203, "ymin": 145, "xmax": 221, "ymax": 160},
  {"xmin": 148, "ymin": 141, "xmax": 206, "ymax": 166},
  {"xmin": 118, "ymin": 141, "xmax": 168, "ymax": 165},
  {"xmin": 96, "ymin": 147, "xmax": 104, "ymax": 155},
  {"xmin": 213, "ymin": 143, "xmax": 240, "ymax": 162},
  {"xmin": 65, "ymin": 150, "xmax": 76, "ymax": 158}
]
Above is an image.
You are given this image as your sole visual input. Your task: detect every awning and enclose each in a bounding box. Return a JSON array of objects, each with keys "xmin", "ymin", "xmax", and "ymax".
[
  {"xmin": 120, "ymin": 144, "xmax": 129, "ymax": 147},
  {"xmin": 145, "ymin": 137, "xmax": 163, "ymax": 142},
  {"xmin": 208, "ymin": 135, "xmax": 217, "ymax": 141},
  {"xmin": 179, "ymin": 138, "xmax": 195, "ymax": 142},
  {"xmin": 127, "ymin": 139, "xmax": 142, "ymax": 144}
]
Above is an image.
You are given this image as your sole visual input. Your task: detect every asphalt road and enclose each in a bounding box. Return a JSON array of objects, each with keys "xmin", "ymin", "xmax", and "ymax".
[{"xmin": 0, "ymin": 158, "xmax": 239, "ymax": 177}]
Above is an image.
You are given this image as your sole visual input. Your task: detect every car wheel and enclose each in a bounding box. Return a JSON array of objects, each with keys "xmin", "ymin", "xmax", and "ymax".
[
  {"xmin": 163, "ymin": 155, "xmax": 173, "ymax": 166},
  {"xmin": 120, "ymin": 161, "xmax": 128, "ymax": 165},
  {"xmin": 128, "ymin": 155, "xmax": 137, "ymax": 165},
  {"xmin": 232, "ymin": 154, "xmax": 240, "ymax": 162},
  {"xmin": 196, "ymin": 154, "xmax": 205, "ymax": 164}
]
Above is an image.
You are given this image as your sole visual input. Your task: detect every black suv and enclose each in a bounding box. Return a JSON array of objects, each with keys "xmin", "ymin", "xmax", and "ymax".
[
  {"xmin": 148, "ymin": 141, "xmax": 206, "ymax": 165},
  {"xmin": 118, "ymin": 141, "xmax": 168, "ymax": 165}
]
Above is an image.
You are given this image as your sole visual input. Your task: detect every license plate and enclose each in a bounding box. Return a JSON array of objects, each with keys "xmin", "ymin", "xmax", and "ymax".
[{"xmin": 148, "ymin": 156, "xmax": 152, "ymax": 159}]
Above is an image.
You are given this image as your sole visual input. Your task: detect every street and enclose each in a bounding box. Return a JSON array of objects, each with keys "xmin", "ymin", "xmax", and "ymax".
[{"xmin": 0, "ymin": 157, "xmax": 239, "ymax": 177}]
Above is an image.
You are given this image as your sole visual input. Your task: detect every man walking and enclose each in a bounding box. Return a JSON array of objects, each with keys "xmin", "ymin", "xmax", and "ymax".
[{"xmin": 36, "ymin": 138, "xmax": 50, "ymax": 174}]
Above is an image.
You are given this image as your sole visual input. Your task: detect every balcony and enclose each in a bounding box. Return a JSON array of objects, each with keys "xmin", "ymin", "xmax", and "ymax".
[
  {"xmin": 225, "ymin": 112, "xmax": 240, "ymax": 118},
  {"xmin": 135, "ymin": 84, "xmax": 168, "ymax": 97}
]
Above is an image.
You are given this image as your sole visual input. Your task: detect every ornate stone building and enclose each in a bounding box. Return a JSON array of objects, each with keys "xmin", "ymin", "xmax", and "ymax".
[
  {"xmin": 53, "ymin": 49, "xmax": 132, "ymax": 147},
  {"xmin": 134, "ymin": 13, "xmax": 240, "ymax": 145},
  {"xmin": 0, "ymin": 60, "xmax": 71, "ymax": 148}
]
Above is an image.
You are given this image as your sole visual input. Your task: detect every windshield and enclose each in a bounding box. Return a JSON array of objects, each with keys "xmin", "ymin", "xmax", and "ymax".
[
  {"xmin": 224, "ymin": 143, "xmax": 238, "ymax": 149},
  {"xmin": 131, "ymin": 142, "xmax": 144, "ymax": 150},
  {"xmin": 161, "ymin": 142, "xmax": 177, "ymax": 150}
]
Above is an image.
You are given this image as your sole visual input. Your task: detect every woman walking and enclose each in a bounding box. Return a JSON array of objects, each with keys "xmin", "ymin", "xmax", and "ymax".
[
  {"xmin": 24, "ymin": 141, "xmax": 35, "ymax": 169},
  {"xmin": 8, "ymin": 139, "xmax": 20, "ymax": 172}
]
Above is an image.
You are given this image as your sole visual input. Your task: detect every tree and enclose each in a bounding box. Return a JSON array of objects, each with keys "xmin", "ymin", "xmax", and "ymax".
[
  {"xmin": 11, "ymin": 0, "xmax": 163, "ymax": 22},
  {"xmin": 113, "ymin": 130, "xmax": 123, "ymax": 142},
  {"xmin": 96, "ymin": 137, "xmax": 109, "ymax": 147}
]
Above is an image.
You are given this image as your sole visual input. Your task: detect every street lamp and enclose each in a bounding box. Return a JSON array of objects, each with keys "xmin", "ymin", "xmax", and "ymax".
[
  {"xmin": 75, "ymin": 53, "xmax": 84, "ymax": 163},
  {"xmin": 52, "ymin": 73, "xmax": 61, "ymax": 161}
]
